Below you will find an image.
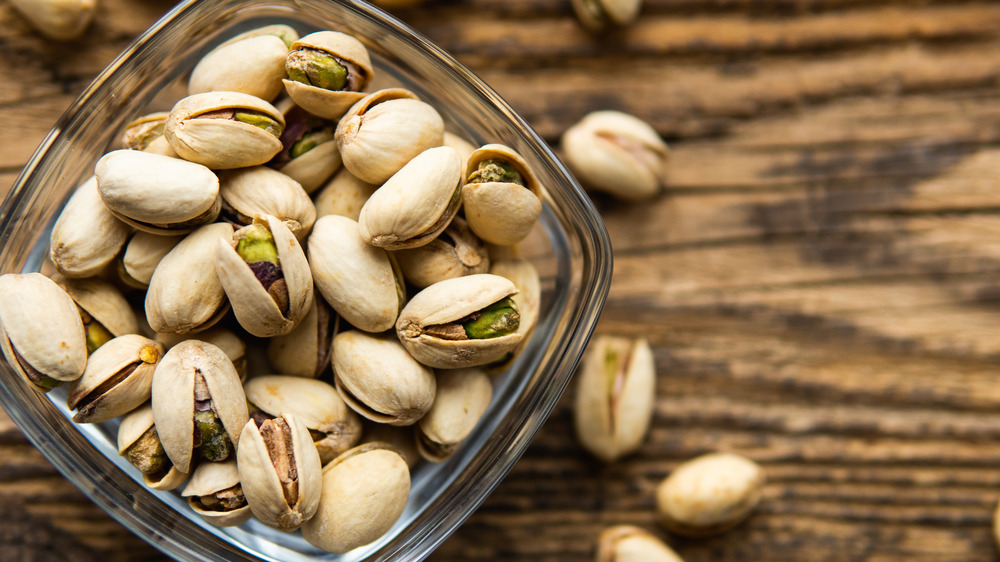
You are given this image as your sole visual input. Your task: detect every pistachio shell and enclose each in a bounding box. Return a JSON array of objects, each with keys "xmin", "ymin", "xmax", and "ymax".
[
  {"xmin": 485, "ymin": 254, "xmax": 541, "ymax": 373},
  {"xmin": 443, "ymin": 131, "xmax": 476, "ymax": 170},
  {"xmin": 52, "ymin": 275, "xmax": 139, "ymax": 340},
  {"xmin": 145, "ymin": 223, "xmax": 233, "ymax": 335},
  {"xmin": 267, "ymin": 297, "xmax": 337, "ymax": 379},
  {"xmin": 333, "ymin": 330, "xmax": 436, "ymax": 426},
  {"xmin": 277, "ymin": 137, "xmax": 341, "ymax": 194},
  {"xmin": 216, "ymin": 215, "xmax": 313, "ymax": 337},
  {"xmin": 218, "ymin": 166, "xmax": 316, "ymax": 239},
  {"xmin": 0, "ymin": 273, "xmax": 86, "ymax": 389},
  {"xmin": 282, "ymin": 31, "xmax": 374, "ymax": 120},
  {"xmin": 237, "ymin": 413, "xmax": 322, "ymax": 531},
  {"xmin": 462, "ymin": 144, "xmax": 543, "ymax": 246},
  {"xmin": 151, "ymin": 339, "xmax": 248, "ymax": 474},
  {"xmin": 655, "ymin": 452, "xmax": 765, "ymax": 537},
  {"xmin": 308, "ymin": 215, "xmax": 403, "ymax": 333},
  {"xmin": 313, "ymin": 168, "xmax": 377, "ymax": 221},
  {"xmin": 417, "ymin": 368, "xmax": 492, "ymax": 462},
  {"xmin": 67, "ymin": 334, "xmax": 163, "ymax": 423},
  {"xmin": 359, "ymin": 146, "xmax": 463, "ymax": 250},
  {"xmin": 573, "ymin": 336, "xmax": 655, "ymax": 463},
  {"xmin": 117, "ymin": 403, "xmax": 189, "ymax": 490},
  {"xmin": 120, "ymin": 112, "xmax": 169, "ymax": 151},
  {"xmin": 596, "ymin": 526, "xmax": 685, "ymax": 562},
  {"xmin": 301, "ymin": 443, "xmax": 410, "ymax": 554},
  {"xmin": 359, "ymin": 422, "xmax": 421, "ymax": 469},
  {"xmin": 182, "ymin": 459, "xmax": 253, "ymax": 527},
  {"xmin": 245, "ymin": 375, "xmax": 362, "ymax": 465},
  {"xmin": 189, "ymin": 34, "xmax": 290, "ymax": 101},
  {"xmin": 119, "ymin": 232, "xmax": 184, "ymax": 289},
  {"xmin": 396, "ymin": 274, "xmax": 522, "ymax": 369},
  {"xmin": 156, "ymin": 328, "xmax": 247, "ymax": 381},
  {"xmin": 50, "ymin": 176, "xmax": 131, "ymax": 278},
  {"xmin": 571, "ymin": 0, "xmax": 641, "ymax": 31},
  {"xmin": 561, "ymin": 110, "xmax": 669, "ymax": 200},
  {"xmin": 335, "ymin": 88, "xmax": 445, "ymax": 184},
  {"xmin": 165, "ymin": 91, "xmax": 285, "ymax": 169},
  {"xmin": 95, "ymin": 150, "xmax": 221, "ymax": 235},
  {"xmin": 395, "ymin": 216, "xmax": 489, "ymax": 289},
  {"xmin": 9, "ymin": 0, "xmax": 95, "ymax": 41}
]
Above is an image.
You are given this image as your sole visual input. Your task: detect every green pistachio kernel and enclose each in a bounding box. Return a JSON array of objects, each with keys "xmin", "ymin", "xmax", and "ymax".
[
  {"xmin": 469, "ymin": 159, "xmax": 525, "ymax": 186},
  {"xmin": 194, "ymin": 410, "xmax": 233, "ymax": 462},
  {"xmin": 85, "ymin": 321, "xmax": 114, "ymax": 355},
  {"xmin": 290, "ymin": 127, "xmax": 336, "ymax": 159},
  {"xmin": 463, "ymin": 297, "xmax": 520, "ymax": 339},
  {"xmin": 233, "ymin": 111, "xmax": 283, "ymax": 138},
  {"xmin": 286, "ymin": 48, "xmax": 348, "ymax": 91},
  {"xmin": 236, "ymin": 224, "xmax": 279, "ymax": 265}
]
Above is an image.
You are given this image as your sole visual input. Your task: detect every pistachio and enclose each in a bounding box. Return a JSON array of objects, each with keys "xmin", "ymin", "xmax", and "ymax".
[
  {"xmin": 395, "ymin": 216, "xmax": 490, "ymax": 289},
  {"xmin": 244, "ymin": 376, "xmax": 362, "ymax": 464},
  {"xmin": 0, "ymin": 273, "xmax": 86, "ymax": 392},
  {"xmin": 151, "ymin": 339, "xmax": 248, "ymax": 474},
  {"xmin": 218, "ymin": 166, "xmax": 317, "ymax": 240},
  {"xmin": 485, "ymin": 251, "xmax": 541, "ymax": 372},
  {"xmin": 269, "ymin": 102, "xmax": 342, "ymax": 193},
  {"xmin": 145, "ymin": 223, "xmax": 233, "ymax": 335},
  {"xmin": 571, "ymin": 0, "xmax": 641, "ymax": 32},
  {"xmin": 462, "ymin": 144, "xmax": 543, "ymax": 246},
  {"xmin": 359, "ymin": 145, "xmax": 463, "ymax": 250},
  {"xmin": 118, "ymin": 231, "xmax": 184, "ymax": 289},
  {"xmin": 181, "ymin": 459, "xmax": 253, "ymax": 527},
  {"xmin": 120, "ymin": 112, "xmax": 170, "ymax": 152},
  {"xmin": 67, "ymin": 335, "xmax": 163, "ymax": 424},
  {"xmin": 165, "ymin": 91, "xmax": 285, "ymax": 169},
  {"xmin": 596, "ymin": 525, "xmax": 685, "ymax": 562},
  {"xmin": 237, "ymin": 413, "xmax": 322, "ymax": 531},
  {"xmin": 156, "ymin": 328, "xmax": 248, "ymax": 382},
  {"xmin": 95, "ymin": 150, "xmax": 221, "ymax": 235},
  {"xmin": 333, "ymin": 330, "xmax": 436, "ymax": 426},
  {"xmin": 118, "ymin": 403, "xmax": 189, "ymax": 490},
  {"xmin": 655, "ymin": 452, "xmax": 765, "ymax": 537},
  {"xmin": 335, "ymin": 88, "xmax": 445, "ymax": 184},
  {"xmin": 308, "ymin": 215, "xmax": 404, "ymax": 333},
  {"xmin": 216, "ymin": 215, "xmax": 314, "ymax": 337},
  {"xmin": 49, "ymin": 176, "xmax": 131, "ymax": 278},
  {"xmin": 301, "ymin": 443, "xmax": 411, "ymax": 554},
  {"xmin": 282, "ymin": 31, "xmax": 374, "ymax": 120},
  {"xmin": 267, "ymin": 297, "xmax": 338, "ymax": 379},
  {"xmin": 417, "ymin": 368, "xmax": 492, "ymax": 462},
  {"xmin": 52, "ymin": 275, "xmax": 139, "ymax": 353},
  {"xmin": 573, "ymin": 336, "xmax": 655, "ymax": 463},
  {"xmin": 396, "ymin": 274, "xmax": 523, "ymax": 369},
  {"xmin": 313, "ymin": 168, "xmax": 377, "ymax": 221},
  {"xmin": 9, "ymin": 0, "xmax": 96, "ymax": 41},
  {"xmin": 561, "ymin": 110, "xmax": 669, "ymax": 200},
  {"xmin": 359, "ymin": 421, "xmax": 421, "ymax": 469},
  {"xmin": 443, "ymin": 131, "xmax": 476, "ymax": 169},
  {"xmin": 189, "ymin": 26, "xmax": 297, "ymax": 101}
]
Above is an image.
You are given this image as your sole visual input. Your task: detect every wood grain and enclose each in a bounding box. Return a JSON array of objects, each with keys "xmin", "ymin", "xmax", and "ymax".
[{"xmin": 4, "ymin": 0, "xmax": 1000, "ymax": 560}]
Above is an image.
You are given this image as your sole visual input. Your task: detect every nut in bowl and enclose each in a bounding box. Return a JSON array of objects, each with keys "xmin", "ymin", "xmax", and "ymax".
[{"xmin": 0, "ymin": 1, "xmax": 612, "ymax": 561}]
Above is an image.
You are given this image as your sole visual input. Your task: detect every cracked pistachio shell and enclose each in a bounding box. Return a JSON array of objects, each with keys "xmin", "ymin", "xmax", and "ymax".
[
  {"xmin": 282, "ymin": 31, "xmax": 374, "ymax": 121},
  {"xmin": 165, "ymin": 91, "xmax": 285, "ymax": 169},
  {"xmin": 301, "ymin": 443, "xmax": 410, "ymax": 554},
  {"xmin": 189, "ymin": 28, "xmax": 295, "ymax": 101},
  {"xmin": 53, "ymin": 274, "xmax": 139, "ymax": 342},
  {"xmin": 335, "ymin": 88, "xmax": 445, "ymax": 184},
  {"xmin": 655, "ymin": 452, "xmax": 765, "ymax": 537},
  {"xmin": 561, "ymin": 110, "xmax": 669, "ymax": 200},
  {"xmin": 485, "ymin": 254, "xmax": 541, "ymax": 373},
  {"xmin": 95, "ymin": 150, "xmax": 221, "ymax": 235},
  {"xmin": 462, "ymin": 144, "xmax": 543, "ymax": 246},
  {"xmin": 571, "ymin": 0, "xmax": 641, "ymax": 32},
  {"xmin": 182, "ymin": 459, "xmax": 252, "ymax": 527},
  {"xmin": 157, "ymin": 327, "xmax": 247, "ymax": 381},
  {"xmin": 308, "ymin": 215, "xmax": 404, "ymax": 333},
  {"xmin": 396, "ymin": 274, "xmax": 522, "ymax": 369},
  {"xmin": 271, "ymin": 101, "xmax": 342, "ymax": 194},
  {"xmin": 118, "ymin": 232, "xmax": 184, "ymax": 289},
  {"xmin": 145, "ymin": 223, "xmax": 233, "ymax": 335},
  {"xmin": 395, "ymin": 216, "xmax": 489, "ymax": 289},
  {"xmin": 120, "ymin": 112, "xmax": 172, "ymax": 153},
  {"xmin": 359, "ymin": 146, "xmax": 462, "ymax": 250},
  {"xmin": 313, "ymin": 168, "xmax": 377, "ymax": 221},
  {"xmin": 50, "ymin": 176, "xmax": 131, "ymax": 278},
  {"xmin": 596, "ymin": 526, "xmax": 685, "ymax": 562},
  {"xmin": 9, "ymin": 0, "xmax": 95, "ymax": 41},
  {"xmin": 152, "ymin": 340, "xmax": 248, "ymax": 474},
  {"xmin": 333, "ymin": 331, "xmax": 436, "ymax": 426},
  {"xmin": 245, "ymin": 376, "xmax": 362, "ymax": 465},
  {"xmin": 573, "ymin": 336, "xmax": 654, "ymax": 463},
  {"xmin": 417, "ymin": 368, "xmax": 492, "ymax": 462},
  {"xmin": 360, "ymin": 422, "xmax": 420, "ymax": 469},
  {"xmin": 218, "ymin": 166, "xmax": 316, "ymax": 240},
  {"xmin": 0, "ymin": 273, "xmax": 86, "ymax": 390},
  {"xmin": 67, "ymin": 334, "xmax": 163, "ymax": 423},
  {"xmin": 237, "ymin": 413, "xmax": 322, "ymax": 531},
  {"xmin": 216, "ymin": 215, "xmax": 314, "ymax": 337},
  {"xmin": 117, "ymin": 403, "xmax": 189, "ymax": 490},
  {"xmin": 267, "ymin": 298, "xmax": 338, "ymax": 379}
]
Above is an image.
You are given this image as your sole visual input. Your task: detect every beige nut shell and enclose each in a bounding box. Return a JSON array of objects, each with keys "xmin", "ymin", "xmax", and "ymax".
[
  {"xmin": 462, "ymin": 144, "xmax": 543, "ymax": 246},
  {"xmin": 9, "ymin": 0, "xmax": 96, "ymax": 41},
  {"xmin": 395, "ymin": 216, "xmax": 490, "ymax": 289},
  {"xmin": 313, "ymin": 168, "xmax": 377, "ymax": 221},
  {"xmin": 596, "ymin": 525, "xmax": 685, "ymax": 562},
  {"xmin": 417, "ymin": 367, "xmax": 492, "ymax": 462},
  {"xmin": 182, "ymin": 459, "xmax": 253, "ymax": 527},
  {"xmin": 66, "ymin": 334, "xmax": 162, "ymax": 424},
  {"xmin": 120, "ymin": 232, "xmax": 183, "ymax": 289},
  {"xmin": 571, "ymin": 0, "xmax": 642, "ymax": 31},
  {"xmin": 301, "ymin": 443, "xmax": 410, "ymax": 554},
  {"xmin": 282, "ymin": 31, "xmax": 374, "ymax": 120},
  {"xmin": 218, "ymin": 166, "xmax": 317, "ymax": 239},
  {"xmin": 117, "ymin": 403, "xmax": 189, "ymax": 491},
  {"xmin": 485, "ymin": 254, "xmax": 541, "ymax": 373},
  {"xmin": 50, "ymin": 176, "xmax": 130, "ymax": 278},
  {"xmin": 53, "ymin": 275, "xmax": 139, "ymax": 339},
  {"xmin": 266, "ymin": 298, "xmax": 336, "ymax": 379},
  {"xmin": 189, "ymin": 34, "xmax": 290, "ymax": 101}
]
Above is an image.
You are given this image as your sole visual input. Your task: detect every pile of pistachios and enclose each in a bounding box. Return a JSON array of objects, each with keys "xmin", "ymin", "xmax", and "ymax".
[{"xmin": 0, "ymin": 25, "xmax": 545, "ymax": 554}]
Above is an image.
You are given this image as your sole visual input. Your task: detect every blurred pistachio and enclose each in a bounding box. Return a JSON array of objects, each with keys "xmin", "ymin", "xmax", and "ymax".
[{"xmin": 9, "ymin": 0, "xmax": 96, "ymax": 41}]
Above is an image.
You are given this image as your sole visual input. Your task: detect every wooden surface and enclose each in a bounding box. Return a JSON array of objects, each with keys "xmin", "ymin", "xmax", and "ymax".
[{"xmin": 5, "ymin": 0, "xmax": 1000, "ymax": 560}]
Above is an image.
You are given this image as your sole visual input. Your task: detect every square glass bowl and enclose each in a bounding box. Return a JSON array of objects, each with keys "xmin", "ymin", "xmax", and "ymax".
[{"xmin": 0, "ymin": 0, "xmax": 612, "ymax": 560}]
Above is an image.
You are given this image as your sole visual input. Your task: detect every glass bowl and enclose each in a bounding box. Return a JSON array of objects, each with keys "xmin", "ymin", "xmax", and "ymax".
[{"xmin": 0, "ymin": 0, "xmax": 612, "ymax": 560}]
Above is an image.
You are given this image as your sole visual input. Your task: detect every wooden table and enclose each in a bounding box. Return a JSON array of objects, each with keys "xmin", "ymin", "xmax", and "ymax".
[{"xmin": 4, "ymin": 0, "xmax": 1000, "ymax": 560}]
